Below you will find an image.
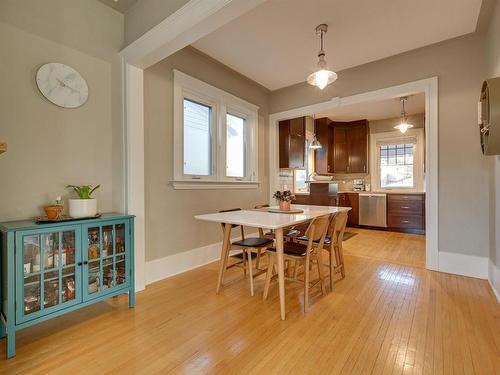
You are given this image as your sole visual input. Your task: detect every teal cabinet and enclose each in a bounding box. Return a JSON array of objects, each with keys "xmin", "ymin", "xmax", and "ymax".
[{"xmin": 0, "ymin": 213, "xmax": 134, "ymax": 358}]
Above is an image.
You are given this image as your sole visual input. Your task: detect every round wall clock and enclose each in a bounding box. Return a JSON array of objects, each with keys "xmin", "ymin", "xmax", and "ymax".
[{"xmin": 36, "ymin": 63, "xmax": 89, "ymax": 108}]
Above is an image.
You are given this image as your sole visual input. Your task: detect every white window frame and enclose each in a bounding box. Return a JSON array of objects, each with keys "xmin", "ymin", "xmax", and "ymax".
[
  {"xmin": 370, "ymin": 128, "xmax": 425, "ymax": 193},
  {"xmin": 173, "ymin": 70, "xmax": 259, "ymax": 190}
]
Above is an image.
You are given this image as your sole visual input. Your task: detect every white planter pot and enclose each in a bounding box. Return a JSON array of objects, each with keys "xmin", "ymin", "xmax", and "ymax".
[{"xmin": 68, "ymin": 199, "xmax": 97, "ymax": 218}]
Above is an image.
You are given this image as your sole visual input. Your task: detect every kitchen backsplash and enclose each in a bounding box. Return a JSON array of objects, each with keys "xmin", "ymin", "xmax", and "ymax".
[{"xmin": 277, "ymin": 170, "xmax": 370, "ymax": 192}]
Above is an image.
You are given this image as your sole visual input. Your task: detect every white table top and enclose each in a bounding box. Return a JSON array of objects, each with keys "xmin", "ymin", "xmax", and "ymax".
[{"xmin": 195, "ymin": 204, "xmax": 351, "ymax": 230}]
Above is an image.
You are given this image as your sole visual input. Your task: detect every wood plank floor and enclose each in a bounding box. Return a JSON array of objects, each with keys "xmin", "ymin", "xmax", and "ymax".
[
  {"xmin": 1, "ymin": 231, "xmax": 498, "ymax": 374},
  {"xmin": 344, "ymin": 228, "xmax": 426, "ymax": 268}
]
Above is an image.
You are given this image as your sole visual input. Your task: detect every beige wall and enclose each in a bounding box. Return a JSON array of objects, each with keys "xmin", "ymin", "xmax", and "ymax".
[
  {"xmin": 369, "ymin": 113, "xmax": 425, "ymax": 134},
  {"xmin": 270, "ymin": 34, "xmax": 490, "ymax": 258},
  {"xmin": 124, "ymin": 0, "xmax": 190, "ymax": 46},
  {"xmin": 144, "ymin": 47, "xmax": 270, "ymax": 261},
  {"xmin": 0, "ymin": 0, "xmax": 124, "ymax": 220},
  {"xmin": 486, "ymin": 0, "xmax": 500, "ymax": 271}
]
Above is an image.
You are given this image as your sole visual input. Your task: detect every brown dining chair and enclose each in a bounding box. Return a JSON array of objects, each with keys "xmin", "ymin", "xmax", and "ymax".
[
  {"xmin": 219, "ymin": 208, "xmax": 274, "ymax": 296},
  {"xmin": 263, "ymin": 214, "xmax": 331, "ymax": 312},
  {"xmin": 296, "ymin": 212, "xmax": 348, "ymax": 290}
]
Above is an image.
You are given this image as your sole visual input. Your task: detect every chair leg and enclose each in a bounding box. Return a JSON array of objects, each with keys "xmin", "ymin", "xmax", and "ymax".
[
  {"xmin": 263, "ymin": 254, "xmax": 275, "ymax": 300},
  {"xmin": 293, "ymin": 259, "xmax": 300, "ymax": 280},
  {"xmin": 315, "ymin": 250, "xmax": 326, "ymax": 296},
  {"xmin": 247, "ymin": 250, "xmax": 254, "ymax": 296},
  {"xmin": 337, "ymin": 243, "xmax": 346, "ymax": 278},
  {"xmin": 256, "ymin": 248, "xmax": 262, "ymax": 270},
  {"xmin": 304, "ymin": 253, "xmax": 310, "ymax": 313},
  {"xmin": 329, "ymin": 250, "xmax": 335, "ymax": 291}
]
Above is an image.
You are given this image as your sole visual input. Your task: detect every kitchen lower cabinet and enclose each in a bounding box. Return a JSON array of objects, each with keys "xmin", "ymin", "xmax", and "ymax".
[
  {"xmin": 387, "ymin": 194, "xmax": 425, "ymax": 234},
  {"xmin": 0, "ymin": 214, "xmax": 135, "ymax": 358},
  {"xmin": 338, "ymin": 193, "xmax": 359, "ymax": 227}
]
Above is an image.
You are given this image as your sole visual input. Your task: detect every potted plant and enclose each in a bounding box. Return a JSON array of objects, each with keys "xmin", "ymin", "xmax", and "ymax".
[
  {"xmin": 273, "ymin": 190, "xmax": 295, "ymax": 211},
  {"xmin": 66, "ymin": 184, "xmax": 100, "ymax": 218},
  {"xmin": 43, "ymin": 196, "xmax": 64, "ymax": 220}
]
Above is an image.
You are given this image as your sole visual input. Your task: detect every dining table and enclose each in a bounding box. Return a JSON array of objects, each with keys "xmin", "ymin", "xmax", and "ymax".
[{"xmin": 195, "ymin": 204, "xmax": 351, "ymax": 320}]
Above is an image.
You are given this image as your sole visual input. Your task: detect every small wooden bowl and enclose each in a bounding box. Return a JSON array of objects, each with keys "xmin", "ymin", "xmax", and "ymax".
[{"xmin": 44, "ymin": 205, "xmax": 63, "ymax": 220}]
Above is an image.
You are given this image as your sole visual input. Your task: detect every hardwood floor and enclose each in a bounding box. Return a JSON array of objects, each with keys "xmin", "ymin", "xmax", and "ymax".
[
  {"xmin": 344, "ymin": 227, "xmax": 426, "ymax": 268},
  {"xmin": 1, "ymin": 232, "xmax": 498, "ymax": 374}
]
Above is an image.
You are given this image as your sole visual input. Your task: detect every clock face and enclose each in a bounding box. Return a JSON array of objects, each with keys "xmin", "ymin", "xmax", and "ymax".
[{"xmin": 36, "ymin": 63, "xmax": 89, "ymax": 108}]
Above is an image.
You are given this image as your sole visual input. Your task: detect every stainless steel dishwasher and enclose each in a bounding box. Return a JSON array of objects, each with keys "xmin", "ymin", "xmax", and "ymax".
[{"xmin": 359, "ymin": 193, "xmax": 387, "ymax": 227}]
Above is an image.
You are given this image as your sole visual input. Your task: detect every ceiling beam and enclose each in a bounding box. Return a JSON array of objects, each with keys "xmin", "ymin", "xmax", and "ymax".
[{"xmin": 120, "ymin": 0, "xmax": 268, "ymax": 68}]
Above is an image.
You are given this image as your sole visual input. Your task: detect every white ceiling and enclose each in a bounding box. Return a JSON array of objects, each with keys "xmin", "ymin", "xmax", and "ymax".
[
  {"xmin": 316, "ymin": 93, "xmax": 425, "ymax": 122},
  {"xmin": 192, "ymin": 0, "xmax": 483, "ymax": 90}
]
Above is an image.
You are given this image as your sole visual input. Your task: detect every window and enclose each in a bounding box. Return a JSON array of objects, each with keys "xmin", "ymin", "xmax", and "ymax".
[
  {"xmin": 370, "ymin": 129, "xmax": 424, "ymax": 192},
  {"xmin": 226, "ymin": 113, "xmax": 245, "ymax": 178},
  {"xmin": 173, "ymin": 70, "xmax": 259, "ymax": 189},
  {"xmin": 183, "ymin": 99, "xmax": 212, "ymax": 176},
  {"xmin": 380, "ymin": 144, "xmax": 414, "ymax": 188},
  {"xmin": 294, "ymin": 169, "xmax": 309, "ymax": 193}
]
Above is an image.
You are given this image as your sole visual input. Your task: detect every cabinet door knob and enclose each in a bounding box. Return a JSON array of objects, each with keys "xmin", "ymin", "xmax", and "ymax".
[
  {"xmin": 77, "ymin": 262, "xmax": 83, "ymax": 266},
  {"xmin": 84, "ymin": 261, "xmax": 89, "ymax": 265}
]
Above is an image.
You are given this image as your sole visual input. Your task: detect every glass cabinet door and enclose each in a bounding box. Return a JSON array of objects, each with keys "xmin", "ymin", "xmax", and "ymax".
[
  {"xmin": 84, "ymin": 221, "xmax": 128, "ymax": 300},
  {"xmin": 17, "ymin": 226, "xmax": 81, "ymax": 322}
]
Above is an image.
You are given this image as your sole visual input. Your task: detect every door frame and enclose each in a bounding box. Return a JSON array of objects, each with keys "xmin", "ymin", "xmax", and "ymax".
[{"xmin": 268, "ymin": 77, "xmax": 439, "ymax": 271}]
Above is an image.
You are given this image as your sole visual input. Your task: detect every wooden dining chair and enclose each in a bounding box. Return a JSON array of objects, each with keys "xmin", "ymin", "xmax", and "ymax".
[
  {"xmin": 296, "ymin": 212, "xmax": 348, "ymax": 290},
  {"xmin": 219, "ymin": 208, "xmax": 274, "ymax": 296},
  {"xmin": 262, "ymin": 214, "xmax": 331, "ymax": 313}
]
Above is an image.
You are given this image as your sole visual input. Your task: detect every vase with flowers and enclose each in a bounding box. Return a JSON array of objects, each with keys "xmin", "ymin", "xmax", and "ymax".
[{"xmin": 273, "ymin": 190, "xmax": 296, "ymax": 211}]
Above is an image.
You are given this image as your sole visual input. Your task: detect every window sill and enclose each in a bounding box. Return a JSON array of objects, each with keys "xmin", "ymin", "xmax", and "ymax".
[{"xmin": 171, "ymin": 180, "xmax": 261, "ymax": 190}]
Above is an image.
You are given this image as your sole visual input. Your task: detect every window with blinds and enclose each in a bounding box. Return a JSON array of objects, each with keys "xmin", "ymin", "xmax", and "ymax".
[{"xmin": 379, "ymin": 143, "xmax": 414, "ymax": 188}]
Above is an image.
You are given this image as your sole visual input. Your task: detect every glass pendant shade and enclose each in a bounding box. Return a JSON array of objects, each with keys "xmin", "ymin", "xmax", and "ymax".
[
  {"xmin": 307, "ymin": 69, "xmax": 338, "ymax": 90},
  {"xmin": 394, "ymin": 122, "xmax": 413, "ymax": 134},
  {"xmin": 309, "ymin": 134, "xmax": 322, "ymax": 149}
]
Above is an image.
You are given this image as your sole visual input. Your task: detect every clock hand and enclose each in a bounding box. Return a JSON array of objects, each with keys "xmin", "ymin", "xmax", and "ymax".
[{"xmin": 56, "ymin": 78, "xmax": 78, "ymax": 93}]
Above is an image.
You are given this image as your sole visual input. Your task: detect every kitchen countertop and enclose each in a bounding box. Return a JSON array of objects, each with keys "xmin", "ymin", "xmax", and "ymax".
[{"xmin": 338, "ymin": 190, "xmax": 425, "ymax": 194}]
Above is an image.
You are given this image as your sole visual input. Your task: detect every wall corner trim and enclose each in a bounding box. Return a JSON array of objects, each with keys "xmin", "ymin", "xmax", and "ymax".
[
  {"xmin": 438, "ymin": 251, "xmax": 489, "ymax": 279},
  {"xmin": 488, "ymin": 259, "xmax": 500, "ymax": 302}
]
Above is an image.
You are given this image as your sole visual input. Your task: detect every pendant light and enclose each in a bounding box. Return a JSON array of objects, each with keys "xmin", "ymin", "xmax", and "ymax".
[
  {"xmin": 307, "ymin": 24, "xmax": 338, "ymax": 90},
  {"xmin": 309, "ymin": 114, "xmax": 322, "ymax": 149},
  {"xmin": 394, "ymin": 97, "xmax": 414, "ymax": 134},
  {"xmin": 309, "ymin": 134, "xmax": 322, "ymax": 149}
]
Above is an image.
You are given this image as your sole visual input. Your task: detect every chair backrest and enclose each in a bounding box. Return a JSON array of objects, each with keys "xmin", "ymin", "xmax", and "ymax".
[
  {"xmin": 219, "ymin": 208, "xmax": 245, "ymax": 239},
  {"xmin": 328, "ymin": 212, "xmax": 348, "ymax": 247},
  {"xmin": 303, "ymin": 214, "xmax": 332, "ymax": 250}
]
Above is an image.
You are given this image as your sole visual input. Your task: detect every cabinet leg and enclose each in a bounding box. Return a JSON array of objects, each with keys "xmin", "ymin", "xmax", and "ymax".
[
  {"xmin": 128, "ymin": 290, "xmax": 135, "ymax": 308},
  {"xmin": 7, "ymin": 329, "xmax": 15, "ymax": 358}
]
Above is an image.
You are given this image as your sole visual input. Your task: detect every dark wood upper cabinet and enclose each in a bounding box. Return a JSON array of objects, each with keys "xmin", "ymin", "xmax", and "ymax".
[
  {"xmin": 347, "ymin": 121, "xmax": 368, "ymax": 173},
  {"xmin": 332, "ymin": 125, "xmax": 349, "ymax": 173},
  {"xmin": 279, "ymin": 117, "xmax": 306, "ymax": 169},
  {"xmin": 314, "ymin": 117, "xmax": 330, "ymax": 174},
  {"xmin": 315, "ymin": 119, "xmax": 368, "ymax": 174}
]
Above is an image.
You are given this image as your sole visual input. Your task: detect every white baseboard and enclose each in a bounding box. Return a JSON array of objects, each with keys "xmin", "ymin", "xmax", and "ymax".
[
  {"xmin": 145, "ymin": 233, "xmax": 256, "ymax": 285},
  {"xmin": 438, "ymin": 251, "xmax": 488, "ymax": 279},
  {"xmin": 488, "ymin": 259, "xmax": 500, "ymax": 303}
]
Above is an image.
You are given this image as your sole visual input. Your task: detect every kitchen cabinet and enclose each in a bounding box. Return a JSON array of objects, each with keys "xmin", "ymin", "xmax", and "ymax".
[
  {"xmin": 313, "ymin": 117, "xmax": 331, "ymax": 174},
  {"xmin": 279, "ymin": 117, "xmax": 306, "ymax": 169},
  {"xmin": 331, "ymin": 120, "xmax": 368, "ymax": 174},
  {"xmin": 0, "ymin": 214, "xmax": 135, "ymax": 358},
  {"xmin": 338, "ymin": 193, "xmax": 359, "ymax": 227},
  {"xmin": 314, "ymin": 119, "xmax": 368, "ymax": 174},
  {"xmin": 387, "ymin": 193, "xmax": 425, "ymax": 234}
]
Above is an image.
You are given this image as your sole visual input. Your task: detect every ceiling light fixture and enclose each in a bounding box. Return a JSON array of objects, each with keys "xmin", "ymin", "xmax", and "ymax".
[
  {"xmin": 394, "ymin": 97, "xmax": 414, "ymax": 134},
  {"xmin": 309, "ymin": 134, "xmax": 322, "ymax": 149},
  {"xmin": 307, "ymin": 24, "xmax": 338, "ymax": 90}
]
